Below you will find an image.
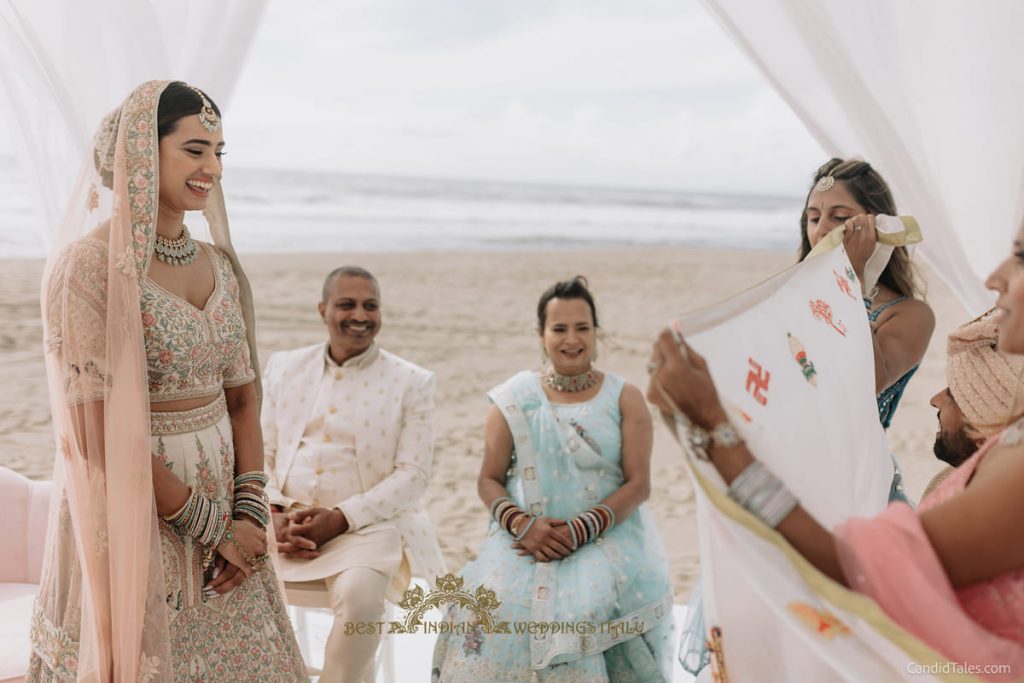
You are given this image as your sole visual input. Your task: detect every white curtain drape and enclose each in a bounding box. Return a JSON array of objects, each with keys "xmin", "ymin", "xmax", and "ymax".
[
  {"xmin": 701, "ymin": 0, "xmax": 1024, "ymax": 315},
  {"xmin": 0, "ymin": 0, "xmax": 267, "ymax": 250}
]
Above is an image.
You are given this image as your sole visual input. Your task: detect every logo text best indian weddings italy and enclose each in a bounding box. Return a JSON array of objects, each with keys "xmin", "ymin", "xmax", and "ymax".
[{"xmin": 342, "ymin": 573, "xmax": 645, "ymax": 638}]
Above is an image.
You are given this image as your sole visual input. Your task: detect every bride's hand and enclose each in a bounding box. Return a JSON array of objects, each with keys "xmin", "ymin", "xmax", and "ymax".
[
  {"xmin": 646, "ymin": 327, "xmax": 728, "ymax": 429},
  {"xmin": 217, "ymin": 518, "xmax": 267, "ymax": 575}
]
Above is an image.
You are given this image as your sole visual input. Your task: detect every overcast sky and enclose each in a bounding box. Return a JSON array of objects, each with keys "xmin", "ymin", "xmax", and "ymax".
[{"xmin": 0, "ymin": 0, "xmax": 825, "ymax": 195}]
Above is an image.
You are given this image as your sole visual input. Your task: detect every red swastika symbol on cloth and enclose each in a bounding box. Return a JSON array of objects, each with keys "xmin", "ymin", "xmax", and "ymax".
[{"xmin": 745, "ymin": 357, "xmax": 770, "ymax": 406}]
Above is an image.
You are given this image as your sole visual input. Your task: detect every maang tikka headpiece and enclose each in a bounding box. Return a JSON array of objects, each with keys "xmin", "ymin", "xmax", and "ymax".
[
  {"xmin": 188, "ymin": 84, "xmax": 220, "ymax": 132},
  {"xmin": 814, "ymin": 175, "xmax": 835, "ymax": 192}
]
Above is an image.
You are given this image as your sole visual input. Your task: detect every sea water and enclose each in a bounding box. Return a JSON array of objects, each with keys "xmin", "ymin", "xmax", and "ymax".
[{"xmin": 0, "ymin": 159, "xmax": 801, "ymax": 257}]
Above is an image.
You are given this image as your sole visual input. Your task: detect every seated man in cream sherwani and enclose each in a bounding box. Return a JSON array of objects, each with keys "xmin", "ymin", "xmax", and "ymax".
[{"xmin": 262, "ymin": 265, "xmax": 446, "ymax": 683}]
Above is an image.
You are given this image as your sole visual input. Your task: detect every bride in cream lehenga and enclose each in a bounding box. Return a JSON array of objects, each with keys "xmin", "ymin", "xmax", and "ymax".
[{"xmin": 28, "ymin": 81, "xmax": 306, "ymax": 682}]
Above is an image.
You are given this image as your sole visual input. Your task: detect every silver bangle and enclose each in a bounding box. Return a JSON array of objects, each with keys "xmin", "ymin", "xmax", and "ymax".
[{"xmin": 727, "ymin": 461, "xmax": 798, "ymax": 528}]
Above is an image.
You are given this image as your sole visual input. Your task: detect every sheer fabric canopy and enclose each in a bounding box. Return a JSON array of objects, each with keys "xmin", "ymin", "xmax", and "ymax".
[
  {"xmin": 701, "ymin": 0, "xmax": 1024, "ymax": 315},
  {"xmin": 0, "ymin": 0, "xmax": 266, "ymax": 249},
  {"xmin": 0, "ymin": 3, "xmax": 265, "ymax": 680}
]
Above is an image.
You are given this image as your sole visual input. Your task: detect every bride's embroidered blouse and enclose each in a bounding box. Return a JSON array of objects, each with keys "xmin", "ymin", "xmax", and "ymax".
[{"xmin": 48, "ymin": 237, "xmax": 255, "ymax": 405}]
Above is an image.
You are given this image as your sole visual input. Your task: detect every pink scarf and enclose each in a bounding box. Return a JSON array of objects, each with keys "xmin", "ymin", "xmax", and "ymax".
[{"xmin": 835, "ymin": 435, "xmax": 1024, "ymax": 681}]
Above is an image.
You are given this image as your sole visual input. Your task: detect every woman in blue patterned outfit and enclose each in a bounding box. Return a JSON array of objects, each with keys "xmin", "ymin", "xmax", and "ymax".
[{"xmin": 432, "ymin": 276, "xmax": 673, "ymax": 682}]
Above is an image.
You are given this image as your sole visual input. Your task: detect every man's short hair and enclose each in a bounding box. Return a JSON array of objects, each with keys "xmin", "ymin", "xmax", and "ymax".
[{"xmin": 322, "ymin": 266, "xmax": 379, "ymax": 302}]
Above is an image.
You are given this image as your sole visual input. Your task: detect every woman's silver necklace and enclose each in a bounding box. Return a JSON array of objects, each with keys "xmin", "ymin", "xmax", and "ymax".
[{"xmin": 154, "ymin": 225, "xmax": 198, "ymax": 266}]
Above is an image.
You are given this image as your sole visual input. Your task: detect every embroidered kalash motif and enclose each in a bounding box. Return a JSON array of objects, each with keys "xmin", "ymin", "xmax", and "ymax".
[
  {"xmin": 787, "ymin": 333, "xmax": 818, "ymax": 386},
  {"xmin": 787, "ymin": 602, "xmax": 851, "ymax": 640},
  {"xmin": 833, "ymin": 268, "xmax": 858, "ymax": 301},
  {"xmin": 745, "ymin": 358, "xmax": 771, "ymax": 406},
  {"xmin": 707, "ymin": 626, "xmax": 730, "ymax": 682},
  {"xmin": 809, "ymin": 298, "xmax": 847, "ymax": 337}
]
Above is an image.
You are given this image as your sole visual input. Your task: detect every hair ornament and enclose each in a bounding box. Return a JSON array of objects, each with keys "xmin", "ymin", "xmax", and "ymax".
[
  {"xmin": 814, "ymin": 175, "xmax": 835, "ymax": 192},
  {"xmin": 188, "ymin": 84, "xmax": 220, "ymax": 132}
]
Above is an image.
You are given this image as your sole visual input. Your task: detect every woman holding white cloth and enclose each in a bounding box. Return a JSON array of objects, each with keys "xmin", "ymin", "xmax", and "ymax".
[{"xmin": 647, "ymin": 224, "xmax": 1024, "ymax": 680}]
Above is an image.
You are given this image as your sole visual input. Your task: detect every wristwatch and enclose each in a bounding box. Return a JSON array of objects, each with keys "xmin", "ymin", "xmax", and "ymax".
[{"xmin": 687, "ymin": 421, "xmax": 743, "ymax": 460}]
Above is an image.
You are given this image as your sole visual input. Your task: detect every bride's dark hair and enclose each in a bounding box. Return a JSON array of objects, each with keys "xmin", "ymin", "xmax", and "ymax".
[{"xmin": 157, "ymin": 81, "xmax": 221, "ymax": 140}]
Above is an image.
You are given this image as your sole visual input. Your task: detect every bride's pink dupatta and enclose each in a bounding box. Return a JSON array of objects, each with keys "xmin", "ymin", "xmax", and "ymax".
[{"xmin": 37, "ymin": 78, "xmax": 264, "ymax": 682}]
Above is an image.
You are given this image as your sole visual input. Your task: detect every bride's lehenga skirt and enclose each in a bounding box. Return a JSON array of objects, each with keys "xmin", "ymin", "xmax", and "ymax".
[{"xmin": 28, "ymin": 395, "xmax": 307, "ymax": 682}]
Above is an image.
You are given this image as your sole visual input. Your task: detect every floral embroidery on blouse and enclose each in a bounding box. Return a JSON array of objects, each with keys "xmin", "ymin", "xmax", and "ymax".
[
  {"xmin": 142, "ymin": 242, "xmax": 254, "ymax": 401},
  {"xmin": 46, "ymin": 237, "xmax": 254, "ymax": 406}
]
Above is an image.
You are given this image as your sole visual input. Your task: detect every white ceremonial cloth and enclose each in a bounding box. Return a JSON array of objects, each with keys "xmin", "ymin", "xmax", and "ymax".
[
  {"xmin": 670, "ymin": 242, "xmax": 957, "ymax": 681},
  {"xmin": 262, "ymin": 342, "xmax": 446, "ymax": 593}
]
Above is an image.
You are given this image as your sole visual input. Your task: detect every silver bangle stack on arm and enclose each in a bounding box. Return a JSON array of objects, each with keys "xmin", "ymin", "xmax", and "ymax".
[
  {"xmin": 163, "ymin": 487, "xmax": 232, "ymax": 548},
  {"xmin": 727, "ymin": 461, "xmax": 799, "ymax": 528},
  {"xmin": 162, "ymin": 487, "xmax": 233, "ymax": 570}
]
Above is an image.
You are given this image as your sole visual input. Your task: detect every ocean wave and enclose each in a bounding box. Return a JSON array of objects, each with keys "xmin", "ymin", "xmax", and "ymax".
[{"xmin": 0, "ymin": 162, "xmax": 802, "ymax": 258}]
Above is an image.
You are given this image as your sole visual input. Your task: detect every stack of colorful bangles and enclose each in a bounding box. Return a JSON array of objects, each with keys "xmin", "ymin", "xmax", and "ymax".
[
  {"xmin": 567, "ymin": 503, "xmax": 614, "ymax": 549},
  {"xmin": 490, "ymin": 497, "xmax": 616, "ymax": 548},
  {"xmin": 490, "ymin": 497, "xmax": 535, "ymax": 540},
  {"xmin": 162, "ymin": 471, "xmax": 272, "ymax": 572},
  {"xmin": 233, "ymin": 471, "xmax": 271, "ymax": 529},
  {"xmin": 163, "ymin": 489, "xmax": 232, "ymax": 550}
]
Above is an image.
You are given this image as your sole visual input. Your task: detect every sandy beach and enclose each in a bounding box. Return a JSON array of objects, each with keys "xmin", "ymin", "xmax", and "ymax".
[{"xmin": 0, "ymin": 246, "xmax": 966, "ymax": 599}]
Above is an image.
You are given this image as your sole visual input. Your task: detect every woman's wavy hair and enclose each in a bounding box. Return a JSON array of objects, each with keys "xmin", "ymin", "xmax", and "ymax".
[{"xmin": 799, "ymin": 158, "xmax": 922, "ymax": 299}]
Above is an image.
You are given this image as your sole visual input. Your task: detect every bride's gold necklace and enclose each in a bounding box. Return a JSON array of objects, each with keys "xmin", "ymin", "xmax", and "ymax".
[
  {"xmin": 544, "ymin": 368, "xmax": 598, "ymax": 393},
  {"xmin": 154, "ymin": 225, "xmax": 198, "ymax": 266}
]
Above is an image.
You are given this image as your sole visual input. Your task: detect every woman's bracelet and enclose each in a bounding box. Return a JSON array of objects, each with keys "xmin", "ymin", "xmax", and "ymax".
[
  {"xmin": 568, "ymin": 504, "xmax": 614, "ymax": 547},
  {"xmin": 489, "ymin": 496, "xmax": 512, "ymax": 518},
  {"xmin": 162, "ymin": 488, "xmax": 231, "ymax": 548},
  {"xmin": 594, "ymin": 503, "xmax": 615, "ymax": 530},
  {"xmin": 222, "ymin": 525, "xmax": 266, "ymax": 570},
  {"xmin": 232, "ymin": 471, "xmax": 271, "ymax": 529},
  {"xmin": 512, "ymin": 515, "xmax": 536, "ymax": 541},
  {"xmin": 727, "ymin": 460, "xmax": 798, "ymax": 528},
  {"xmin": 492, "ymin": 497, "xmax": 533, "ymax": 538},
  {"xmin": 234, "ymin": 471, "xmax": 269, "ymax": 488}
]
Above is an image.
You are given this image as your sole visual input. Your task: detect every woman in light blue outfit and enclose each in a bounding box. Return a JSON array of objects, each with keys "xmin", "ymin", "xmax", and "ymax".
[{"xmin": 432, "ymin": 276, "xmax": 674, "ymax": 683}]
